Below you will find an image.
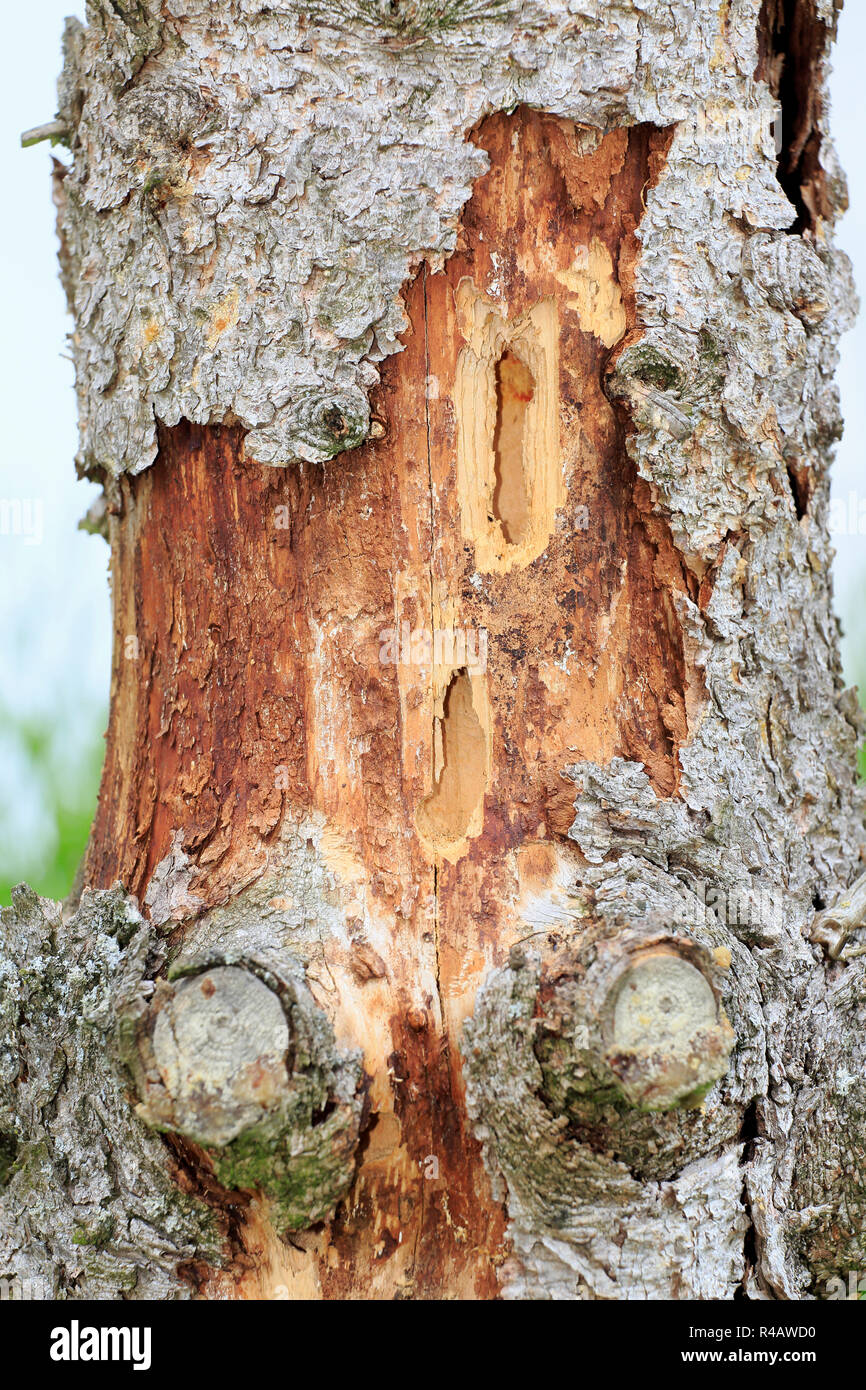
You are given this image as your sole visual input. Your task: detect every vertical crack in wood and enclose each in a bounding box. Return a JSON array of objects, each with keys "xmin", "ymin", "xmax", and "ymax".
[
  {"xmin": 421, "ymin": 262, "xmax": 446, "ymax": 1047},
  {"xmin": 491, "ymin": 349, "xmax": 535, "ymax": 545},
  {"xmin": 755, "ymin": 0, "xmax": 834, "ymax": 232}
]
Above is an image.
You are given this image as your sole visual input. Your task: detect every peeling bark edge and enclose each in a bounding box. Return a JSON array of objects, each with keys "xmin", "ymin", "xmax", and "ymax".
[{"xmin": 53, "ymin": 0, "xmax": 826, "ymax": 482}]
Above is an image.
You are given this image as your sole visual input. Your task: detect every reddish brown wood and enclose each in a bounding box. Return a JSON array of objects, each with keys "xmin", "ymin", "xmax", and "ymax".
[{"xmin": 86, "ymin": 109, "xmax": 700, "ymax": 1299}]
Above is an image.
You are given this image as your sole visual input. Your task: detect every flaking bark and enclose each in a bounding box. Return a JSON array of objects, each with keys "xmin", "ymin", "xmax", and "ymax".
[{"xmin": 3, "ymin": 0, "xmax": 865, "ymax": 1300}]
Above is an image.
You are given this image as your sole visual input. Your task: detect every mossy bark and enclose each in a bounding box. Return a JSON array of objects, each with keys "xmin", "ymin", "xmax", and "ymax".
[{"xmin": 2, "ymin": 0, "xmax": 864, "ymax": 1300}]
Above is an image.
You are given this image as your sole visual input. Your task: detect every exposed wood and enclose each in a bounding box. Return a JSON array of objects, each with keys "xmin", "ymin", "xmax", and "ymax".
[
  {"xmin": 756, "ymin": 0, "xmax": 833, "ymax": 231},
  {"xmin": 82, "ymin": 108, "xmax": 701, "ymax": 1297}
]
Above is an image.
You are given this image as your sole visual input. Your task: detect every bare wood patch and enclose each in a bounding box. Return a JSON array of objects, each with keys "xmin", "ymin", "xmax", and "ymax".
[
  {"xmin": 85, "ymin": 108, "xmax": 695, "ymax": 1299},
  {"xmin": 756, "ymin": 0, "xmax": 834, "ymax": 231},
  {"xmin": 455, "ymin": 287, "xmax": 560, "ymax": 572},
  {"xmin": 416, "ymin": 668, "xmax": 490, "ymax": 859}
]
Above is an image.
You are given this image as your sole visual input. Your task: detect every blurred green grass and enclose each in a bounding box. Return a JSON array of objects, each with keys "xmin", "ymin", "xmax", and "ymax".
[
  {"xmin": 0, "ymin": 646, "xmax": 864, "ymax": 911},
  {"xmin": 0, "ymin": 707, "xmax": 105, "ymax": 905}
]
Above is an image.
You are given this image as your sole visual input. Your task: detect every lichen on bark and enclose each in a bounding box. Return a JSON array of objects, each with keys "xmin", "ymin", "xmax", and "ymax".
[
  {"xmin": 463, "ymin": 901, "xmax": 766, "ymax": 1298},
  {"xmin": 0, "ymin": 885, "xmax": 220, "ymax": 1298},
  {"xmin": 53, "ymin": 0, "xmax": 817, "ymax": 481},
  {"xmin": 0, "ymin": 882, "xmax": 367, "ymax": 1297},
  {"xmin": 129, "ymin": 953, "xmax": 367, "ymax": 1233}
]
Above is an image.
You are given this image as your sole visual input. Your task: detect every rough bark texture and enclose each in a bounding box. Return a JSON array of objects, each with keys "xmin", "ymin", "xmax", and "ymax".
[
  {"xmin": 0, "ymin": 885, "xmax": 222, "ymax": 1299},
  {"xmin": 2, "ymin": 0, "xmax": 865, "ymax": 1301}
]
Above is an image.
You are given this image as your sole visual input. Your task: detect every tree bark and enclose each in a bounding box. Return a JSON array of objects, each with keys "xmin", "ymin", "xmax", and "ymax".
[{"xmin": 2, "ymin": 0, "xmax": 865, "ymax": 1301}]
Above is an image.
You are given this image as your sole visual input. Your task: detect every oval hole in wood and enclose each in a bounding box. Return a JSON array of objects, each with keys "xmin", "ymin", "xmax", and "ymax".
[
  {"xmin": 491, "ymin": 350, "xmax": 536, "ymax": 545},
  {"xmin": 416, "ymin": 668, "xmax": 487, "ymax": 853}
]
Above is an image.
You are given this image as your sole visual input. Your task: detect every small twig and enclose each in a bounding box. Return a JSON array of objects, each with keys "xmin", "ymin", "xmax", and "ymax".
[
  {"xmin": 21, "ymin": 120, "xmax": 69, "ymax": 149},
  {"xmin": 810, "ymin": 869, "xmax": 866, "ymax": 960}
]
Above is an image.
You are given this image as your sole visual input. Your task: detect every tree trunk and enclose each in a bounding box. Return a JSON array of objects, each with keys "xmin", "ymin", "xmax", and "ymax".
[{"xmin": 2, "ymin": 0, "xmax": 865, "ymax": 1301}]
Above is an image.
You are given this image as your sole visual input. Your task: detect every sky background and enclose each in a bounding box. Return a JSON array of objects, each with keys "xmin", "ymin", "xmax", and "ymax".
[{"xmin": 1, "ymin": 3, "xmax": 865, "ymax": 893}]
